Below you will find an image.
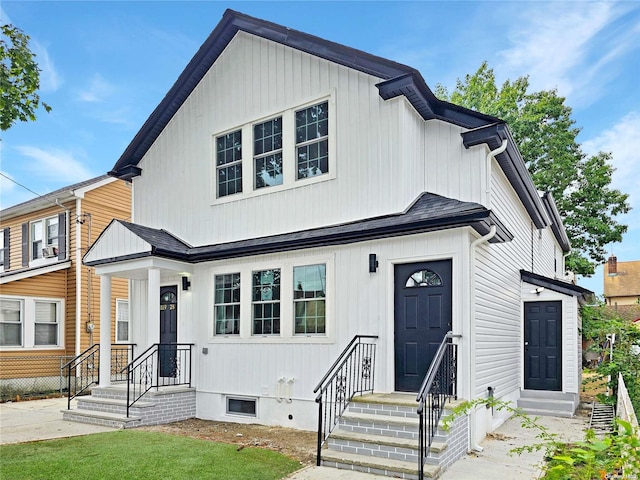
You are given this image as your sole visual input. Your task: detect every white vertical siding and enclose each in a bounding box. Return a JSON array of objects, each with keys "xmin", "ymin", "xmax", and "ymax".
[{"xmin": 132, "ymin": 32, "xmax": 486, "ymax": 250}]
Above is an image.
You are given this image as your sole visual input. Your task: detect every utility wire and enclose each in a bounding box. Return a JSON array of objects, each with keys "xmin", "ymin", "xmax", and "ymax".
[{"xmin": 0, "ymin": 171, "xmax": 64, "ymax": 210}]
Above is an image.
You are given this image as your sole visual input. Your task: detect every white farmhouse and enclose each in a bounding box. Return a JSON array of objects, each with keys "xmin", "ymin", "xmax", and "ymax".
[{"xmin": 74, "ymin": 10, "xmax": 592, "ymax": 478}]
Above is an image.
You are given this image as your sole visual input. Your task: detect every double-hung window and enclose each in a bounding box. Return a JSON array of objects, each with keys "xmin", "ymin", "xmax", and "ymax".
[
  {"xmin": 116, "ymin": 299, "xmax": 130, "ymax": 342},
  {"xmin": 0, "ymin": 229, "xmax": 6, "ymax": 270},
  {"xmin": 31, "ymin": 216, "xmax": 58, "ymax": 260},
  {"xmin": 293, "ymin": 264, "xmax": 326, "ymax": 334},
  {"xmin": 216, "ymin": 130, "xmax": 243, "ymax": 198},
  {"xmin": 214, "ymin": 97, "xmax": 332, "ymax": 200},
  {"xmin": 0, "ymin": 299, "xmax": 22, "ymax": 347},
  {"xmin": 214, "ymin": 273, "xmax": 241, "ymax": 335},
  {"xmin": 34, "ymin": 301, "xmax": 59, "ymax": 346},
  {"xmin": 254, "ymin": 117, "xmax": 283, "ymax": 189},
  {"xmin": 296, "ymin": 102, "xmax": 329, "ymax": 179},
  {"xmin": 252, "ymin": 269, "xmax": 280, "ymax": 335}
]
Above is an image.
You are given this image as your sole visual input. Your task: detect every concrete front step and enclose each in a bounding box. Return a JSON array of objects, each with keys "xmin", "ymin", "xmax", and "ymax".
[
  {"xmin": 62, "ymin": 407, "xmax": 140, "ymax": 429},
  {"xmin": 322, "ymin": 450, "xmax": 440, "ymax": 480},
  {"xmin": 517, "ymin": 397, "xmax": 576, "ymax": 413}
]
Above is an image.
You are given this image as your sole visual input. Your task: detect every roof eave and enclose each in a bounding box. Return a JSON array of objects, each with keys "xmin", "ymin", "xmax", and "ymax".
[{"xmin": 461, "ymin": 123, "xmax": 550, "ymax": 229}]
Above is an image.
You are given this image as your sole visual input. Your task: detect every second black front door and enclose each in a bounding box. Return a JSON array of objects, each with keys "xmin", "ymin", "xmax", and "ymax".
[
  {"xmin": 159, "ymin": 286, "xmax": 178, "ymax": 377},
  {"xmin": 524, "ymin": 301, "xmax": 562, "ymax": 391},
  {"xmin": 394, "ymin": 260, "xmax": 452, "ymax": 392}
]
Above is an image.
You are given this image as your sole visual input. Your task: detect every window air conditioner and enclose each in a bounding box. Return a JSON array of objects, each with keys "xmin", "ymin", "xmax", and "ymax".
[{"xmin": 42, "ymin": 246, "xmax": 58, "ymax": 258}]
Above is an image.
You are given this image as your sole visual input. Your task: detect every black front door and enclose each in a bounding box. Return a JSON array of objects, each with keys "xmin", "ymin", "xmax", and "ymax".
[
  {"xmin": 159, "ymin": 286, "xmax": 178, "ymax": 378},
  {"xmin": 524, "ymin": 301, "xmax": 562, "ymax": 391},
  {"xmin": 394, "ymin": 260, "xmax": 452, "ymax": 392}
]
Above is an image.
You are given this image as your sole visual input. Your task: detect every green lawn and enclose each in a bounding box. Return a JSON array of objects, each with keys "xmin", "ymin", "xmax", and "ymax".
[{"xmin": 0, "ymin": 430, "xmax": 301, "ymax": 480}]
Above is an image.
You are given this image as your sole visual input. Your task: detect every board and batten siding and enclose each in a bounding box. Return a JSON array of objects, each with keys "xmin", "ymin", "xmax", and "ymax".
[
  {"xmin": 125, "ymin": 227, "xmax": 469, "ymax": 429},
  {"xmin": 473, "ymin": 160, "xmax": 564, "ymax": 398},
  {"xmin": 131, "ymin": 32, "xmax": 487, "ymax": 249}
]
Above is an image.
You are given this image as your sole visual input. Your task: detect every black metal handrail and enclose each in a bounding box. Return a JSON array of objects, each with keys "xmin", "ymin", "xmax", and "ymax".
[
  {"xmin": 122, "ymin": 343, "xmax": 193, "ymax": 417},
  {"xmin": 313, "ymin": 335, "xmax": 378, "ymax": 466},
  {"xmin": 62, "ymin": 343, "xmax": 136, "ymax": 410},
  {"xmin": 416, "ymin": 332, "xmax": 460, "ymax": 480}
]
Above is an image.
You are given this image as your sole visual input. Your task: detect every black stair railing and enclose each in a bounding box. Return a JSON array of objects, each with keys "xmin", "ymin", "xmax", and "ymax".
[
  {"xmin": 122, "ymin": 343, "xmax": 193, "ymax": 417},
  {"xmin": 62, "ymin": 343, "xmax": 136, "ymax": 410},
  {"xmin": 416, "ymin": 332, "xmax": 460, "ymax": 480},
  {"xmin": 313, "ymin": 335, "xmax": 378, "ymax": 466}
]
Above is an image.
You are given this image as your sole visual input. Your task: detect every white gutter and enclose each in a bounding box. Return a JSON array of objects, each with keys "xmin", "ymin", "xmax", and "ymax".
[{"xmin": 485, "ymin": 140, "xmax": 508, "ymax": 208}]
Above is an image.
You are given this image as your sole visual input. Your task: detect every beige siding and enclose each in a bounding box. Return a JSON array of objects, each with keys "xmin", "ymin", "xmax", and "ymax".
[{"xmin": 0, "ymin": 179, "xmax": 131, "ymax": 374}]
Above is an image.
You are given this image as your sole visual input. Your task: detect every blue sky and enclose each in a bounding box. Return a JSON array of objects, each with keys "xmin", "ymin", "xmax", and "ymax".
[{"xmin": 1, "ymin": 1, "xmax": 639, "ymax": 295}]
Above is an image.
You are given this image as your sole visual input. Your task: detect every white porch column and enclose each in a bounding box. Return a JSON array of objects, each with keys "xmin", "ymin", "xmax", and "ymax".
[
  {"xmin": 148, "ymin": 268, "xmax": 160, "ymax": 345},
  {"xmin": 98, "ymin": 275, "xmax": 112, "ymax": 387}
]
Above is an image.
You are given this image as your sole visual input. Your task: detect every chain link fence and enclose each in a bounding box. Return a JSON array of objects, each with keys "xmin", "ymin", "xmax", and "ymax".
[{"xmin": 0, "ymin": 355, "xmax": 74, "ymax": 402}]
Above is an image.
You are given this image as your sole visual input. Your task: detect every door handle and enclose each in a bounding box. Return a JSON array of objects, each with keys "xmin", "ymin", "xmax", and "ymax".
[{"xmin": 524, "ymin": 342, "xmax": 529, "ymax": 346}]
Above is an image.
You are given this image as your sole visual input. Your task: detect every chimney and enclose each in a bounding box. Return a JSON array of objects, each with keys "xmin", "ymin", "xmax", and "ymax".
[{"xmin": 607, "ymin": 255, "xmax": 618, "ymax": 275}]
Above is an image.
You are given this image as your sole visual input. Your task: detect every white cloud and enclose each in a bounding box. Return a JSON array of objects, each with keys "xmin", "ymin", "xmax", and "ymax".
[
  {"xmin": 32, "ymin": 40, "xmax": 62, "ymax": 93},
  {"xmin": 498, "ymin": 2, "xmax": 638, "ymax": 104},
  {"xmin": 16, "ymin": 146, "xmax": 95, "ymax": 183},
  {"xmin": 77, "ymin": 74, "xmax": 116, "ymax": 103}
]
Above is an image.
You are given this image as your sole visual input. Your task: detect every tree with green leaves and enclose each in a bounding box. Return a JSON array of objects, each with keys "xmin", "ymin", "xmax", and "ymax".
[
  {"xmin": 436, "ymin": 62, "xmax": 630, "ymax": 276},
  {"xmin": 0, "ymin": 23, "xmax": 51, "ymax": 131}
]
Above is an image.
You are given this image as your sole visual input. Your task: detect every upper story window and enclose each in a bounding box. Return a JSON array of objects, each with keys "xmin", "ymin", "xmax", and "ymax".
[
  {"xmin": 296, "ymin": 102, "xmax": 329, "ymax": 179},
  {"xmin": 216, "ymin": 130, "xmax": 243, "ymax": 198},
  {"xmin": 254, "ymin": 117, "xmax": 283, "ymax": 189},
  {"xmin": 22, "ymin": 213, "xmax": 67, "ymax": 267},
  {"xmin": 213, "ymin": 96, "xmax": 334, "ymax": 201},
  {"xmin": 0, "ymin": 228, "xmax": 7, "ymax": 270}
]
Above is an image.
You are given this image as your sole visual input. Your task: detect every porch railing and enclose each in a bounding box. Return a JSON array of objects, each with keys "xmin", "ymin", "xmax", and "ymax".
[
  {"xmin": 122, "ymin": 343, "xmax": 193, "ymax": 417},
  {"xmin": 313, "ymin": 335, "xmax": 378, "ymax": 466},
  {"xmin": 62, "ymin": 343, "xmax": 136, "ymax": 410},
  {"xmin": 416, "ymin": 332, "xmax": 460, "ymax": 480}
]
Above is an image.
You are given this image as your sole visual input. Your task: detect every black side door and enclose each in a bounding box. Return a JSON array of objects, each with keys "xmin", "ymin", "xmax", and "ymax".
[{"xmin": 524, "ymin": 301, "xmax": 562, "ymax": 391}]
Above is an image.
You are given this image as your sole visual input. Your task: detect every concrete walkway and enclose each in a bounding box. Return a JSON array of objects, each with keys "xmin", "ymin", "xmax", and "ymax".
[
  {"xmin": 0, "ymin": 396, "xmax": 115, "ymax": 445},
  {"xmin": 1, "ymin": 397, "xmax": 588, "ymax": 479},
  {"xmin": 287, "ymin": 414, "xmax": 588, "ymax": 480}
]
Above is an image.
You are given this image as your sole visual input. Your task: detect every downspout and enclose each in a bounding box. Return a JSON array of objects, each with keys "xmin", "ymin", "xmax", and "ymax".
[
  {"xmin": 468, "ymin": 225, "xmax": 497, "ymax": 452},
  {"xmin": 485, "ymin": 140, "xmax": 508, "ymax": 208},
  {"xmin": 467, "ymin": 140, "xmax": 508, "ymax": 449}
]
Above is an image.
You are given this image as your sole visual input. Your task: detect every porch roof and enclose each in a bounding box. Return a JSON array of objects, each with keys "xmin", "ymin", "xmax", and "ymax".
[
  {"xmin": 520, "ymin": 270, "xmax": 593, "ymax": 302},
  {"xmin": 84, "ymin": 192, "xmax": 513, "ymax": 267}
]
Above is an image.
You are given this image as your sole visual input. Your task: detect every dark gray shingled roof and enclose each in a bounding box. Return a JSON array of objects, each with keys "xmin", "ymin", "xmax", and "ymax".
[{"xmin": 84, "ymin": 192, "xmax": 513, "ymax": 266}]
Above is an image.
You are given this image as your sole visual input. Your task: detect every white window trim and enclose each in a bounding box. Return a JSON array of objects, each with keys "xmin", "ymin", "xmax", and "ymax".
[
  {"xmin": 0, "ymin": 295, "xmax": 64, "ymax": 350},
  {"xmin": 211, "ymin": 92, "xmax": 336, "ymax": 204},
  {"xmin": 29, "ymin": 213, "xmax": 67, "ymax": 269},
  {"xmin": 0, "ymin": 298, "xmax": 23, "ymax": 347},
  {"xmin": 115, "ymin": 298, "xmax": 130, "ymax": 343},
  {"xmin": 225, "ymin": 395, "xmax": 258, "ymax": 418},
  {"xmin": 208, "ymin": 254, "xmax": 334, "ymax": 344}
]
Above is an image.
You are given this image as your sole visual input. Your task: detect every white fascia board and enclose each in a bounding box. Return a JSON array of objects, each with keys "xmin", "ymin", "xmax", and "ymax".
[
  {"xmin": 72, "ymin": 176, "xmax": 117, "ymax": 199},
  {"xmin": 93, "ymin": 257, "xmax": 192, "ymax": 279}
]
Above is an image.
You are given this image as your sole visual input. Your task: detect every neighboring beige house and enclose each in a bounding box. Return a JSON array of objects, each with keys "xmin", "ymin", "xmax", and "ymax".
[
  {"xmin": 0, "ymin": 175, "xmax": 131, "ymax": 397},
  {"xmin": 604, "ymin": 256, "xmax": 640, "ymax": 307}
]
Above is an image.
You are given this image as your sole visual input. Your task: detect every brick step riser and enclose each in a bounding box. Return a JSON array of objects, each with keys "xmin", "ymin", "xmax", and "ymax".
[
  {"xmin": 348, "ymin": 403, "xmax": 417, "ymax": 419},
  {"xmin": 337, "ymin": 419, "xmax": 448, "ymax": 442},
  {"xmin": 326, "ymin": 438, "xmax": 420, "ymax": 464},
  {"xmin": 62, "ymin": 411, "xmax": 135, "ymax": 429},
  {"xmin": 320, "ymin": 459, "xmax": 420, "ymax": 480}
]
